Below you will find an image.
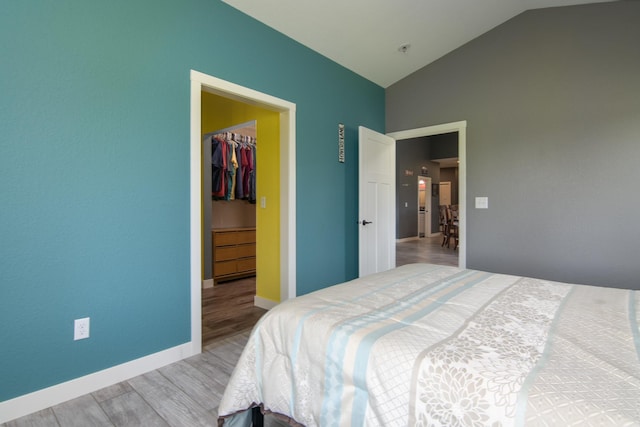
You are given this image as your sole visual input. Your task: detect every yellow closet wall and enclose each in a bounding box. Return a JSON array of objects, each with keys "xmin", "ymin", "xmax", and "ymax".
[{"xmin": 201, "ymin": 91, "xmax": 281, "ymax": 302}]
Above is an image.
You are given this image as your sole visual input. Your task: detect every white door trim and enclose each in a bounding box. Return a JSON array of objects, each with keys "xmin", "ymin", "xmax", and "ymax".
[
  {"xmin": 190, "ymin": 70, "xmax": 297, "ymax": 355},
  {"xmin": 388, "ymin": 121, "xmax": 467, "ymax": 268}
]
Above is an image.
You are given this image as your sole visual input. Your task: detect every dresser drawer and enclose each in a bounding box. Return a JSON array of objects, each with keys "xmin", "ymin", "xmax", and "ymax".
[
  {"xmin": 236, "ymin": 258, "xmax": 256, "ymax": 273},
  {"xmin": 236, "ymin": 230, "xmax": 256, "ymax": 244},
  {"xmin": 214, "ymin": 260, "xmax": 237, "ymax": 277},
  {"xmin": 211, "ymin": 227, "xmax": 257, "ymax": 283},
  {"xmin": 235, "ymin": 243, "xmax": 256, "ymax": 259},
  {"xmin": 214, "ymin": 246, "xmax": 238, "ymax": 261},
  {"xmin": 213, "ymin": 231, "xmax": 238, "ymax": 247}
]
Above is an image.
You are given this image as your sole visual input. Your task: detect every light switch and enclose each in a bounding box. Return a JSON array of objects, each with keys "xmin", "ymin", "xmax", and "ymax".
[
  {"xmin": 475, "ymin": 197, "xmax": 488, "ymax": 209},
  {"xmin": 260, "ymin": 196, "xmax": 266, "ymax": 209}
]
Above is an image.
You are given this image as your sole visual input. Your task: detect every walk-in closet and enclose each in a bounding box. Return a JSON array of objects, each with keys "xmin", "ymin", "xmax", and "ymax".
[
  {"xmin": 203, "ymin": 122, "xmax": 257, "ymax": 285},
  {"xmin": 201, "ymin": 120, "xmax": 264, "ymax": 346}
]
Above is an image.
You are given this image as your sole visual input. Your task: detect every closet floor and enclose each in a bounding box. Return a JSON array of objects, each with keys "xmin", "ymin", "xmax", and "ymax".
[{"xmin": 202, "ymin": 277, "xmax": 266, "ymax": 348}]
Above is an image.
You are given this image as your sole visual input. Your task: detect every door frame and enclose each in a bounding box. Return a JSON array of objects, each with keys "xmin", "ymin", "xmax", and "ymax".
[
  {"xmin": 388, "ymin": 121, "xmax": 466, "ymax": 268},
  {"xmin": 189, "ymin": 70, "xmax": 297, "ymax": 354}
]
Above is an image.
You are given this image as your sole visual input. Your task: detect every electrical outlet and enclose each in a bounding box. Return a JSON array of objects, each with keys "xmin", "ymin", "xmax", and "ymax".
[{"xmin": 74, "ymin": 317, "xmax": 90, "ymax": 340}]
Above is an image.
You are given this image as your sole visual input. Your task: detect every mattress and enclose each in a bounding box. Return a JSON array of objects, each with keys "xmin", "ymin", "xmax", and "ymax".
[{"xmin": 218, "ymin": 263, "xmax": 640, "ymax": 426}]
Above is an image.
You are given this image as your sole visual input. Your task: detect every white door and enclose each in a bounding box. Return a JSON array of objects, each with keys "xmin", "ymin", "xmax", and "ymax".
[
  {"xmin": 358, "ymin": 126, "xmax": 396, "ymax": 277},
  {"xmin": 439, "ymin": 181, "xmax": 452, "ymax": 206}
]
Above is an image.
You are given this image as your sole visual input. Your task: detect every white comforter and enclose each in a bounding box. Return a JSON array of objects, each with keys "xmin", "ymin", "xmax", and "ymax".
[{"xmin": 218, "ymin": 264, "xmax": 640, "ymax": 426}]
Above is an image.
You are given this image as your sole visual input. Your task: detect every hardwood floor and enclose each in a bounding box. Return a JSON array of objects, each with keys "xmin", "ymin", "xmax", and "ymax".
[
  {"xmin": 202, "ymin": 277, "xmax": 266, "ymax": 347},
  {"xmin": 4, "ymin": 237, "xmax": 456, "ymax": 426}
]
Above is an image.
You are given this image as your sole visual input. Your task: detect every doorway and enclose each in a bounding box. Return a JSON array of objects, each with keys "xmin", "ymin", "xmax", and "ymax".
[
  {"xmin": 439, "ymin": 181, "xmax": 452, "ymax": 206},
  {"xmin": 189, "ymin": 70, "xmax": 297, "ymax": 354},
  {"xmin": 388, "ymin": 121, "xmax": 467, "ymax": 269},
  {"xmin": 418, "ymin": 176, "xmax": 431, "ymax": 237}
]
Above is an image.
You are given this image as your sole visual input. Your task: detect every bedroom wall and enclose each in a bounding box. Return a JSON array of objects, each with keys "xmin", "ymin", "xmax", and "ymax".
[
  {"xmin": 386, "ymin": 1, "xmax": 640, "ymax": 289},
  {"xmin": 0, "ymin": 0, "xmax": 384, "ymax": 403}
]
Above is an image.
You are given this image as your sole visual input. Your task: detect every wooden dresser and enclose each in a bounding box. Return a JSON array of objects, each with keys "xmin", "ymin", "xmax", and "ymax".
[{"xmin": 212, "ymin": 227, "xmax": 256, "ymax": 283}]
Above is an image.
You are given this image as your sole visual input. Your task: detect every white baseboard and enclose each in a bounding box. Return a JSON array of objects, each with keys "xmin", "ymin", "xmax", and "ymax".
[
  {"xmin": 0, "ymin": 342, "xmax": 194, "ymax": 424},
  {"xmin": 254, "ymin": 295, "xmax": 278, "ymax": 310},
  {"xmin": 202, "ymin": 278, "xmax": 214, "ymax": 289}
]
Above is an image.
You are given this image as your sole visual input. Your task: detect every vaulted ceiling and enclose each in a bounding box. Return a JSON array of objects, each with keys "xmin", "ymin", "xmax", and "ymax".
[{"xmin": 221, "ymin": 0, "xmax": 615, "ymax": 87}]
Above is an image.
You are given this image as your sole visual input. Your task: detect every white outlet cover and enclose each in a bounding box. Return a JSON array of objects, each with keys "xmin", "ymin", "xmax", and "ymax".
[
  {"xmin": 74, "ymin": 317, "xmax": 90, "ymax": 340},
  {"xmin": 475, "ymin": 197, "xmax": 489, "ymax": 209}
]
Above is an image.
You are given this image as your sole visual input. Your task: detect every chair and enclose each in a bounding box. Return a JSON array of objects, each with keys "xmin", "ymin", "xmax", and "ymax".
[
  {"xmin": 440, "ymin": 205, "xmax": 459, "ymax": 250},
  {"xmin": 447, "ymin": 205, "xmax": 459, "ymax": 250},
  {"xmin": 439, "ymin": 205, "xmax": 449, "ymax": 247}
]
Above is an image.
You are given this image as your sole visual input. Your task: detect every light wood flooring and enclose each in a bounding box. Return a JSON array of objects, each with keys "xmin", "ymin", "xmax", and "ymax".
[
  {"xmin": 396, "ymin": 234, "xmax": 459, "ymax": 267},
  {"xmin": 4, "ymin": 235, "xmax": 456, "ymax": 426},
  {"xmin": 3, "ymin": 332, "xmax": 254, "ymax": 427}
]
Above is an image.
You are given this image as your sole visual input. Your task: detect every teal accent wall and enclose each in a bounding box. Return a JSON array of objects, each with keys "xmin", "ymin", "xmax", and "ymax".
[{"xmin": 0, "ymin": 0, "xmax": 384, "ymax": 401}]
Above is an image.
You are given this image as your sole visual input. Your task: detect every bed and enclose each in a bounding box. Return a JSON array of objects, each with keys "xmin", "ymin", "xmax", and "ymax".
[{"xmin": 217, "ymin": 263, "xmax": 640, "ymax": 426}]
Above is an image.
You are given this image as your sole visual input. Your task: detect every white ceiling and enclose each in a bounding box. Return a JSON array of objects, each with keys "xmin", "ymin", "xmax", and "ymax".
[{"xmin": 221, "ymin": 0, "xmax": 615, "ymax": 88}]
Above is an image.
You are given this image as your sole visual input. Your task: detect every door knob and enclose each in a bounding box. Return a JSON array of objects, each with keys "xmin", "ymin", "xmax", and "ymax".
[{"xmin": 361, "ymin": 220, "xmax": 373, "ymax": 226}]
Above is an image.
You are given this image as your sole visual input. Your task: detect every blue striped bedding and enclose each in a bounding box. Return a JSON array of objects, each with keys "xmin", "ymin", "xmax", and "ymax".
[{"xmin": 218, "ymin": 263, "xmax": 640, "ymax": 426}]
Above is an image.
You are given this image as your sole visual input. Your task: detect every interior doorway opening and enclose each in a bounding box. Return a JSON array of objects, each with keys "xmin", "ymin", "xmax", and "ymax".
[
  {"xmin": 388, "ymin": 121, "xmax": 467, "ymax": 269},
  {"xmin": 418, "ymin": 175, "xmax": 431, "ymax": 238},
  {"xmin": 189, "ymin": 70, "xmax": 297, "ymax": 354}
]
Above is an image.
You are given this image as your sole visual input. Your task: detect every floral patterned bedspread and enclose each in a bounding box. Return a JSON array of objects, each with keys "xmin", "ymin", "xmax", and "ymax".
[{"xmin": 218, "ymin": 263, "xmax": 640, "ymax": 426}]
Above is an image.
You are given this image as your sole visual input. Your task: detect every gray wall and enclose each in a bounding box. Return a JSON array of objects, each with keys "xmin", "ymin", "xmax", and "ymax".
[{"xmin": 387, "ymin": 1, "xmax": 640, "ymax": 289}]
